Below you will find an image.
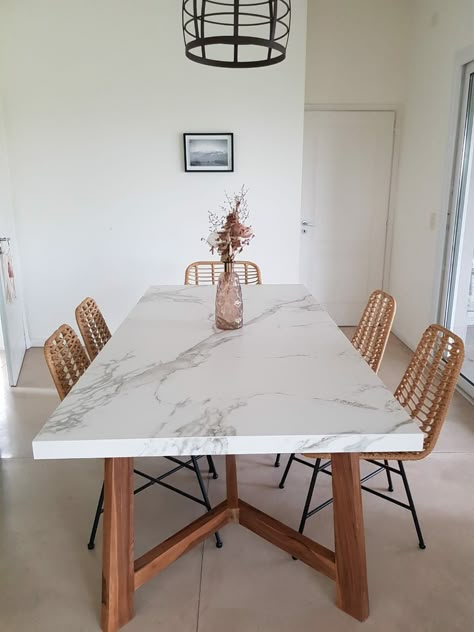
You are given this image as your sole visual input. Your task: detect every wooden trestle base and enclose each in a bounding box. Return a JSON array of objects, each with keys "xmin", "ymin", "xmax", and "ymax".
[{"xmin": 101, "ymin": 454, "xmax": 369, "ymax": 632}]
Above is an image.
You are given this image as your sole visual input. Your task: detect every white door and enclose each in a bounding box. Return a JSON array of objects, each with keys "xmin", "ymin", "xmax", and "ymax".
[
  {"xmin": 300, "ymin": 110, "xmax": 395, "ymax": 324},
  {"xmin": 0, "ymin": 103, "xmax": 27, "ymax": 386}
]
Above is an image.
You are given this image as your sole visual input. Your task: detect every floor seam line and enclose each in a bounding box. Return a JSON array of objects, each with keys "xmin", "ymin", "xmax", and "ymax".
[
  {"xmin": 195, "ymin": 539, "xmax": 205, "ymax": 632},
  {"xmin": 195, "ymin": 470, "xmax": 212, "ymax": 632}
]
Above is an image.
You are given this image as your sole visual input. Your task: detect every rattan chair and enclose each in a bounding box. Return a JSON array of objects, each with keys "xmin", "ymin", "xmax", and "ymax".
[
  {"xmin": 350, "ymin": 289, "xmax": 397, "ymax": 372},
  {"xmin": 184, "ymin": 260, "xmax": 262, "ymax": 285},
  {"xmin": 75, "ymin": 297, "xmax": 111, "ymax": 361},
  {"xmin": 278, "ymin": 324, "xmax": 464, "ymax": 548},
  {"xmin": 45, "ymin": 323, "xmax": 222, "ymax": 550},
  {"xmin": 274, "ymin": 290, "xmax": 396, "ymax": 468},
  {"xmin": 44, "ymin": 324, "xmax": 91, "ymax": 399}
]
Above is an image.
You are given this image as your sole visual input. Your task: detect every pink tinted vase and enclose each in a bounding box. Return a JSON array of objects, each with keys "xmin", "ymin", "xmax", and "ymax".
[{"xmin": 215, "ymin": 261, "xmax": 243, "ymax": 330}]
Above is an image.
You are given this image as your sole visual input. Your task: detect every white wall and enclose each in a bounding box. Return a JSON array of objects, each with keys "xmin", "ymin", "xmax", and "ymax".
[
  {"xmin": 305, "ymin": 0, "xmax": 474, "ymax": 350},
  {"xmin": 389, "ymin": 0, "xmax": 474, "ymax": 348},
  {"xmin": 305, "ymin": 0, "xmax": 412, "ymax": 105},
  {"xmin": 0, "ymin": 0, "xmax": 307, "ymax": 344},
  {"xmin": 5, "ymin": 0, "xmax": 471, "ymax": 352},
  {"xmin": 304, "ymin": 0, "xmax": 412, "ymax": 333}
]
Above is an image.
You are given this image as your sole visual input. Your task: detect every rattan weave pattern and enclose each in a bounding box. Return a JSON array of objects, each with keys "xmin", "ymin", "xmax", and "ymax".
[
  {"xmin": 184, "ymin": 261, "xmax": 261, "ymax": 286},
  {"xmin": 305, "ymin": 324, "xmax": 464, "ymax": 462},
  {"xmin": 75, "ymin": 297, "xmax": 111, "ymax": 361},
  {"xmin": 381, "ymin": 323, "xmax": 465, "ymax": 460},
  {"xmin": 351, "ymin": 290, "xmax": 396, "ymax": 373},
  {"xmin": 44, "ymin": 324, "xmax": 90, "ymax": 401}
]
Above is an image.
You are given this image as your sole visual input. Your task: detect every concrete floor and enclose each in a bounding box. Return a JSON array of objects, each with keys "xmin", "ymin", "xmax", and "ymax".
[{"xmin": 0, "ymin": 332, "xmax": 473, "ymax": 631}]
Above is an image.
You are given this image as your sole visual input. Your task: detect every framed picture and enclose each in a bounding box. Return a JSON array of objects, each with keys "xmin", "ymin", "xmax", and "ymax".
[{"xmin": 183, "ymin": 133, "xmax": 234, "ymax": 172}]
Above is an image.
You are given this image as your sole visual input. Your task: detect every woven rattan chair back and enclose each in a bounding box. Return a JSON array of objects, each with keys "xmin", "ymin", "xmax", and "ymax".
[
  {"xmin": 394, "ymin": 324, "xmax": 464, "ymax": 459},
  {"xmin": 184, "ymin": 260, "xmax": 262, "ymax": 285},
  {"xmin": 75, "ymin": 297, "xmax": 111, "ymax": 361},
  {"xmin": 44, "ymin": 324, "xmax": 90, "ymax": 401},
  {"xmin": 351, "ymin": 290, "xmax": 396, "ymax": 373}
]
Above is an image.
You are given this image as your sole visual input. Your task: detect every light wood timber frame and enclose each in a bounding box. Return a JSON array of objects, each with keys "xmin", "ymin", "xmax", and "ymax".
[{"xmin": 101, "ymin": 453, "xmax": 368, "ymax": 631}]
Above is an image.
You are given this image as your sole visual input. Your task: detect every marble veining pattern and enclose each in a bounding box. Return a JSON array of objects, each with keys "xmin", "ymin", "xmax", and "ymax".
[{"xmin": 33, "ymin": 285, "xmax": 423, "ymax": 459}]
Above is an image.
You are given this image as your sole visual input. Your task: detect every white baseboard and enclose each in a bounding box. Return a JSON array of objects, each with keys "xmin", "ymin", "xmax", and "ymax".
[
  {"xmin": 391, "ymin": 327, "xmax": 416, "ymax": 352},
  {"xmin": 29, "ymin": 338, "xmax": 45, "ymax": 347}
]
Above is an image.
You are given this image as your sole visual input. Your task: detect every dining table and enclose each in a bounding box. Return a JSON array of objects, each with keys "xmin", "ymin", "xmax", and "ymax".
[{"xmin": 33, "ymin": 284, "xmax": 423, "ymax": 632}]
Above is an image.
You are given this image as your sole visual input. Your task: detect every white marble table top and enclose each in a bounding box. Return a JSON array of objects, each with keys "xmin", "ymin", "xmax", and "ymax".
[{"xmin": 33, "ymin": 285, "xmax": 423, "ymax": 459}]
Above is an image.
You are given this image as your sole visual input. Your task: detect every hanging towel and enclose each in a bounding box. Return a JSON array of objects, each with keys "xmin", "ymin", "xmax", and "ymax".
[{"xmin": 2, "ymin": 248, "xmax": 16, "ymax": 303}]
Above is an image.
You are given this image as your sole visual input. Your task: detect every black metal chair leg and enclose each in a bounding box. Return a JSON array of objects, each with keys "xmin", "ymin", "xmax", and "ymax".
[
  {"xmin": 298, "ymin": 458, "xmax": 321, "ymax": 535},
  {"xmin": 207, "ymin": 455, "xmax": 218, "ymax": 479},
  {"xmin": 274, "ymin": 453, "xmax": 281, "ymax": 467},
  {"xmin": 191, "ymin": 456, "xmax": 223, "ymax": 549},
  {"xmin": 87, "ymin": 483, "xmax": 104, "ymax": 550},
  {"xmin": 398, "ymin": 461, "xmax": 426, "ymax": 549},
  {"xmin": 278, "ymin": 453, "xmax": 296, "ymax": 489},
  {"xmin": 384, "ymin": 459, "xmax": 394, "ymax": 492}
]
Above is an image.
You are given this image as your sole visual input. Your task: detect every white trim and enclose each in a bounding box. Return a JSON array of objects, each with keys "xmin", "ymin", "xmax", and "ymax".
[
  {"xmin": 433, "ymin": 51, "xmax": 474, "ymax": 325},
  {"xmin": 434, "ymin": 47, "xmax": 474, "ymax": 402},
  {"xmin": 303, "ymin": 102, "xmax": 403, "ymax": 294},
  {"xmin": 391, "ymin": 327, "xmax": 417, "ymax": 355},
  {"xmin": 383, "ymin": 108, "xmax": 404, "ymax": 292},
  {"xmin": 304, "ymin": 102, "xmax": 403, "ymax": 112},
  {"xmin": 29, "ymin": 338, "xmax": 45, "ymax": 348},
  {"xmin": 456, "ymin": 375, "xmax": 474, "ymax": 403},
  {"xmin": 456, "ymin": 378, "xmax": 474, "ymax": 405}
]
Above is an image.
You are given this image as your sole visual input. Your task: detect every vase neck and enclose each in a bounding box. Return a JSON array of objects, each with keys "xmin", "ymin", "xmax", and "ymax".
[{"xmin": 223, "ymin": 261, "xmax": 233, "ymax": 273}]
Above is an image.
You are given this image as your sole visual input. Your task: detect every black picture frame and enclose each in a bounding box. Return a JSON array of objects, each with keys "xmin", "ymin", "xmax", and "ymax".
[{"xmin": 183, "ymin": 133, "xmax": 234, "ymax": 172}]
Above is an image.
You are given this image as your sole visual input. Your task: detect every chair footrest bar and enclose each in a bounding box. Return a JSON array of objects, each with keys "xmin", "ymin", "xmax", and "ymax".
[
  {"xmin": 365, "ymin": 459, "xmax": 402, "ymax": 475},
  {"xmin": 306, "ymin": 463, "xmax": 406, "ymax": 518},
  {"xmin": 307, "ymin": 497, "xmax": 334, "ymax": 518},
  {"xmin": 132, "ymin": 469, "xmax": 208, "ymax": 506},
  {"xmin": 360, "ymin": 485, "xmax": 411, "ymax": 509},
  {"xmin": 163, "ymin": 455, "xmax": 198, "ymax": 472},
  {"xmin": 134, "ymin": 462, "xmax": 192, "ymax": 484},
  {"xmin": 293, "ymin": 456, "xmax": 332, "ymax": 470},
  {"xmin": 133, "ymin": 481, "xmax": 155, "ymax": 495}
]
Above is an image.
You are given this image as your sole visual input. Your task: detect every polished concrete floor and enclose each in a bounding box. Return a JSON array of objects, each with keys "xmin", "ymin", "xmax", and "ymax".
[{"xmin": 0, "ymin": 332, "xmax": 473, "ymax": 631}]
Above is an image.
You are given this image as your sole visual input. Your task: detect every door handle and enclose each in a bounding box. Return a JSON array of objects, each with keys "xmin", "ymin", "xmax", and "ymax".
[{"xmin": 301, "ymin": 221, "xmax": 314, "ymax": 227}]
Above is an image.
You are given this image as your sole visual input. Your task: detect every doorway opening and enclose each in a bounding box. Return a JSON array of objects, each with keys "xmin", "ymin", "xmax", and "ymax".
[{"xmin": 300, "ymin": 108, "xmax": 396, "ymax": 325}]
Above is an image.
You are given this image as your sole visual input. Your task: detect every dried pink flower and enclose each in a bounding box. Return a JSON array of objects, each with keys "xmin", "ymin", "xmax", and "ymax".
[{"xmin": 204, "ymin": 187, "xmax": 254, "ymax": 262}]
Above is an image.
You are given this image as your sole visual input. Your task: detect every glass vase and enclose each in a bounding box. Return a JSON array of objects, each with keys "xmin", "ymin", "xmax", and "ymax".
[{"xmin": 215, "ymin": 262, "xmax": 243, "ymax": 330}]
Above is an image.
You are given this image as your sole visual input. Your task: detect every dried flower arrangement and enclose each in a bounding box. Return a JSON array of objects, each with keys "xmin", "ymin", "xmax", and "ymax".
[{"xmin": 205, "ymin": 186, "xmax": 254, "ymax": 263}]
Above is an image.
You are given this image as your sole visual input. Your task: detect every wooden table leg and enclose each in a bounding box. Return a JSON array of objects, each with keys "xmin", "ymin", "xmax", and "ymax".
[
  {"xmin": 101, "ymin": 458, "xmax": 134, "ymax": 632},
  {"xmin": 331, "ymin": 453, "xmax": 369, "ymax": 622}
]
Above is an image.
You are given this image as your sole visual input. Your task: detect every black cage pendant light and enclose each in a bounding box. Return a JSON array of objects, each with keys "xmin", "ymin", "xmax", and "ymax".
[{"xmin": 182, "ymin": 1, "xmax": 291, "ymax": 69}]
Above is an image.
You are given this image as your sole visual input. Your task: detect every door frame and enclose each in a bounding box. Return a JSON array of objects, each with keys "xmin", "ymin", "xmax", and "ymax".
[
  {"xmin": 303, "ymin": 103, "xmax": 401, "ymax": 294},
  {"xmin": 435, "ymin": 45, "xmax": 474, "ymax": 403},
  {"xmin": 0, "ymin": 95, "xmax": 29, "ymax": 385}
]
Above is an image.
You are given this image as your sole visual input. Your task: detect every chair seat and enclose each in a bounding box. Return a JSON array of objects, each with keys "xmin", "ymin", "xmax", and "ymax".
[{"xmin": 301, "ymin": 451, "xmax": 424, "ymax": 461}]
